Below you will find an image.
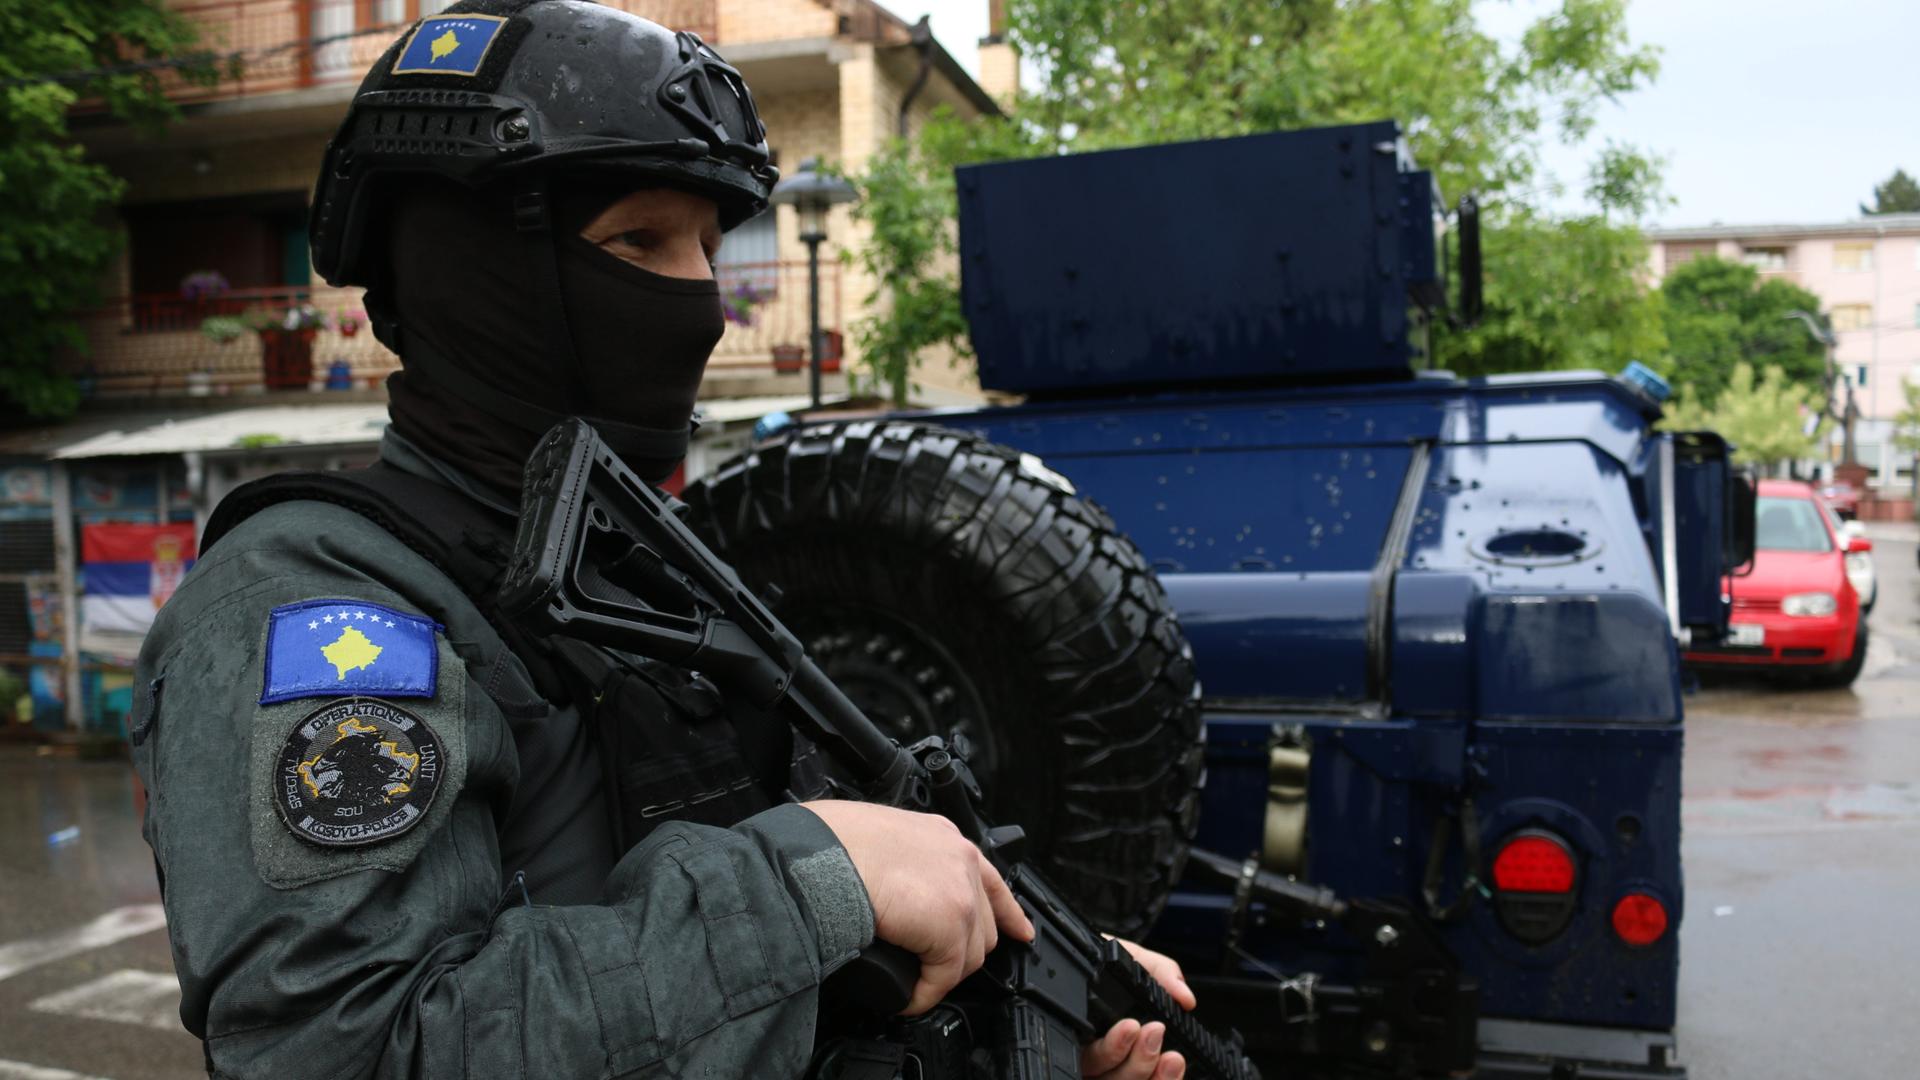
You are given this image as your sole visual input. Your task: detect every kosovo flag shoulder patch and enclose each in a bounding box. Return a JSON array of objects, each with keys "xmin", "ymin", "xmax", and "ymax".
[
  {"xmin": 261, "ymin": 599, "xmax": 441, "ymax": 705},
  {"xmin": 391, "ymin": 14, "xmax": 508, "ymax": 77}
]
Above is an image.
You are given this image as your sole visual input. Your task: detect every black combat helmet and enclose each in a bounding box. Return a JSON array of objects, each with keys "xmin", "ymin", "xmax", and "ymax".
[
  {"xmin": 308, "ymin": 0, "xmax": 777, "ymax": 482},
  {"xmin": 311, "ymin": 0, "xmax": 776, "ymax": 285}
]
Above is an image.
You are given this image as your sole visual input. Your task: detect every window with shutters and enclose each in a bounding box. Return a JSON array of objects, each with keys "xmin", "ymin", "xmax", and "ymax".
[
  {"xmin": 123, "ymin": 193, "xmax": 311, "ymax": 331},
  {"xmin": 715, "ymin": 208, "xmax": 780, "ymax": 294},
  {"xmin": 1831, "ymin": 304, "xmax": 1873, "ymax": 332},
  {"xmin": 1664, "ymin": 242, "xmax": 1716, "ymax": 269},
  {"xmin": 1833, "ymin": 241, "xmax": 1874, "ymax": 273}
]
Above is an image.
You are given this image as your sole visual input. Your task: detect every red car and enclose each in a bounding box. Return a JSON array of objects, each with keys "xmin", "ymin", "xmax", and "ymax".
[{"xmin": 1684, "ymin": 479, "xmax": 1872, "ymax": 686}]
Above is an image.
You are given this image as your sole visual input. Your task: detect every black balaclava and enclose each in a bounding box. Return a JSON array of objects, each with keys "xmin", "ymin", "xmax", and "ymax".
[{"xmin": 379, "ymin": 177, "xmax": 725, "ymax": 495}]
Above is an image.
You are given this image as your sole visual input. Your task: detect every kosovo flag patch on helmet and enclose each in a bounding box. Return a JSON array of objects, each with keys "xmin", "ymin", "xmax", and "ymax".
[
  {"xmin": 261, "ymin": 599, "xmax": 441, "ymax": 705},
  {"xmin": 391, "ymin": 14, "xmax": 508, "ymax": 77}
]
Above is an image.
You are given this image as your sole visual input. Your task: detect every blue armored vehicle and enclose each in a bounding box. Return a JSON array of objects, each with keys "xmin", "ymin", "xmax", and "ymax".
[{"xmin": 686, "ymin": 122, "xmax": 1752, "ymax": 1077}]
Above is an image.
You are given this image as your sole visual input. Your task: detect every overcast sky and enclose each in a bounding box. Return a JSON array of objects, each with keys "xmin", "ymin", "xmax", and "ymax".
[{"xmin": 887, "ymin": 0, "xmax": 1920, "ymax": 228}]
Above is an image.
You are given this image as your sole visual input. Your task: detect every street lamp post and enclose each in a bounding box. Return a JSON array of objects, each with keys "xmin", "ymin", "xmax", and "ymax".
[
  {"xmin": 1785, "ymin": 310, "xmax": 1858, "ymax": 467},
  {"xmin": 770, "ymin": 158, "xmax": 859, "ymax": 408}
]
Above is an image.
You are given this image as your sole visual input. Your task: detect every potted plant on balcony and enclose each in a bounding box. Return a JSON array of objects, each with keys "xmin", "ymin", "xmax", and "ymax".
[
  {"xmin": 770, "ymin": 334, "xmax": 843, "ymax": 375},
  {"xmin": 194, "ymin": 312, "xmax": 252, "ymax": 395},
  {"xmin": 200, "ymin": 303, "xmax": 330, "ymax": 392},
  {"xmin": 722, "ymin": 281, "xmax": 769, "ymax": 327},
  {"xmin": 771, "ymin": 343, "xmax": 806, "ymax": 373},
  {"xmin": 180, "ymin": 270, "xmax": 230, "ymax": 312},
  {"xmin": 259, "ymin": 303, "xmax": 328, "ymax": 389}
]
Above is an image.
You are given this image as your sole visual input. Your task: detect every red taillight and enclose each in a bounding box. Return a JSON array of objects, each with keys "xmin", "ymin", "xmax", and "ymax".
[
  {"xmin": 1612, "ymin": 892, "xmax": 1669, "ymax": 947},
  {"xmin": 1492, "ymin": 834, "xmax": 1576, "ymax": 894},
  {"xmin": 1491, "ymin": 830, "xmax": 1580, "ymax": 944}
]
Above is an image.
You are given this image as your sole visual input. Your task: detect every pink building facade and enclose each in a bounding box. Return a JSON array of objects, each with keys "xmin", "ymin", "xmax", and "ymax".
[{"xmin": 1647, "ymin": 215, "xmax": 1920, "ymax": 494}]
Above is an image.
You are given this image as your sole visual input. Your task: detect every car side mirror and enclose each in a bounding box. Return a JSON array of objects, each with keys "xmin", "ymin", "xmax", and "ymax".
[{"xmin": 1847, "ymin": 534, "xmax": 1873, "ymax": 554}]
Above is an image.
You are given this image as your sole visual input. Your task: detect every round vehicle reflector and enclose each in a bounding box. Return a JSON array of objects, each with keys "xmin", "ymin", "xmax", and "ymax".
[
  {"xmin": 1612, "ymin": 893, "xmax": 1669, "ymax": 947},
  {"xmin": 1492, "ymin": 833, "xmax": 1576, "ymax": 894}
]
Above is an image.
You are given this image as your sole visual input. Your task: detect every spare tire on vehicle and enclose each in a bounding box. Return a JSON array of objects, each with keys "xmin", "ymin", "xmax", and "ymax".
[{"xmin": 682, "ymin": 420, "xmax": 1204, "ymax": 938}]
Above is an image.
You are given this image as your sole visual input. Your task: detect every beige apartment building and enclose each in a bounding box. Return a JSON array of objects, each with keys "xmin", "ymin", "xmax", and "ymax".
[
  {"xmin": 1, "ymin": 0, "xmax": 1015, "ymax": 734},
  {"xmin": 1647, "ymin": 216, "xmax": 1920, "ymax": 495},
  {"xmin": 66, "ymin": 0, "xmax": 1011, "ymax": 404}
]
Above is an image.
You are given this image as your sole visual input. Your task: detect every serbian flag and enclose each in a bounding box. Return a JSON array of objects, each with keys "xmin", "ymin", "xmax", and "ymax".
[{"xmin": 81, "ymin": 523, "xmax": 197, "ymax": 635}]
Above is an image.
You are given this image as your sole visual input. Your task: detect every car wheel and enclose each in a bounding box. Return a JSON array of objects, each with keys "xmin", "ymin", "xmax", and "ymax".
[
  {"xmin": 683, "ymin": 420, "xmax": 1205, "ymax": 938},
  {"xmin": 1807, "ymin": 618, "xmax": 1869, "ymax": 689}
]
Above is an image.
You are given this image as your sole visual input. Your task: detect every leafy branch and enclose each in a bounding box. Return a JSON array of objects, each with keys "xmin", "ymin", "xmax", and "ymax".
[
  {"xmin": 848, "ymin": 0, "xmax": 1671, "ymax": 399},
  {"xmin": 1, "ymin": 0, "xmax": 217, "ymax": 417}
]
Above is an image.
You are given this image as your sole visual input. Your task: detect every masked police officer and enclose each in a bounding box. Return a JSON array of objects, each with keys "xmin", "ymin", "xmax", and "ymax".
[{"xmin": 132, "ymin": 1, "xmax": 1192, "ymax": 1077}]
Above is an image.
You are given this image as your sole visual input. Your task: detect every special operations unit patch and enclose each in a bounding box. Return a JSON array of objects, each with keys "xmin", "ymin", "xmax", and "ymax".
[
  {"xmin": 261, "ymin": 599, "xmax": 440, "ymax": 705},
  {"xmin": 390, "ymin": 14, "xmax": 508, "ymax": 76},
  {"xmin": 275, "ymin": 699, "xmax": 444, "ymax": 847}
]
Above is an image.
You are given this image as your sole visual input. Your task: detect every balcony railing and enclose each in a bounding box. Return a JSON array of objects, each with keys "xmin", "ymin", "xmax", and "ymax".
[
  {"xmin": 712, "ymin": 259, "xmax": 845, "ymax": 369},
  {"xmin": 152, "ymin": 0, "xmax": 718, "ymax": 106},
  {"xmin": 62, "ymin": 259, "xmax": 840, "ymax": 397},
  {"xmin": 63, "ymin": 286, "xmax": 399, "ymax": 396}
]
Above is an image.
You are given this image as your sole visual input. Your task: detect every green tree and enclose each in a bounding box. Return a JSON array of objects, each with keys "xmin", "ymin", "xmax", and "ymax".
[
  {"xmin": 848, "ymin": 143, "xmax": 972, "ymax": 405},
  {"xmin": 1, "ymin": 1, "xmax": 211, "ymax": 418},
  {"xmin": 1440, "ymin": 209, "xmax": 1666, "ymax": 379},
  {"xmin": 1658, "ymin": 257, "xmax": 1826, "ymax": 404},
  {"xmin": 1663, "ymin": 362, "xmax": 1821, "ymax": 466},
  {"xmin": 852, "ymin": 0, "xmax": 1668, "ymax": 397},
  {"xmin": 1893, "ymin": 378, "xmax": 1920, "ymax": 458},
  {"xmin": 1862, "ymin": 168, "xmax": 1920, "ymax": 215}
]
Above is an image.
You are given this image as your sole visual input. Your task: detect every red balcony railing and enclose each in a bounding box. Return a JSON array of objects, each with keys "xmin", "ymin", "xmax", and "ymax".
[
  {"xmin": 63, "ymin": 259, "xmax": 840, "ymax": 397},
  {"xmin": 150, "ymin": 0, "xmax": 718, "ymax": 106}
]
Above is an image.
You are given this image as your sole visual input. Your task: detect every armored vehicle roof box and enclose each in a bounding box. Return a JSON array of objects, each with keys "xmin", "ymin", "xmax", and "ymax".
[{"xmin": 957, "ymin": 121, "xmax": 1446, "ymax": 396}]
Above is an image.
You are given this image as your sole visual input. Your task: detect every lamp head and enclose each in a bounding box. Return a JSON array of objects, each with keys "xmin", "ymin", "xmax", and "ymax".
[{"xmin": 771, "ymin": 156, "xmax": 859, "ymax": 240}]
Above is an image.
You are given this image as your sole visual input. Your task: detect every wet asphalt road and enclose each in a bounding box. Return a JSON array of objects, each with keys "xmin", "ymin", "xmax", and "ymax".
[
  {"xmin": 1677, "ymin": 520, "xmax": 1920, "ymax": 1080},
  {"xmin": 0, "ymin": 526, "xmax": 1915, "ymax": 1079},
  {"xmin": 0, "ymin": 749, "xmax": 198, "ymax": 1079}
]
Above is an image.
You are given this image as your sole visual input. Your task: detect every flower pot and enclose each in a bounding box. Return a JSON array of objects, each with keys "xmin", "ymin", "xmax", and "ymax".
[
  {"xmin": 261, "ymin": 328, "xmax": 317, "ymax": 390},
  {"xmin": 819, "ymin": 329, "xmax": 843, "ymax": 373},
  {"xmin": 771, "ymin": 344, "xmax": 806, "ymax": 374}
]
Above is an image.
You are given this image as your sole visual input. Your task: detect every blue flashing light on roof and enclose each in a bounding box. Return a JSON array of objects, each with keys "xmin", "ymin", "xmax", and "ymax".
[{"xmin": 1620, "ymin": 360, "xmax": 1673, "ymax": 404}]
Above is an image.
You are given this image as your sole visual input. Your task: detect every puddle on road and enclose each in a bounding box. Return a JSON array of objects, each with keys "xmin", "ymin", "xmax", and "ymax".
[
  {"xmin": 0, "ymin": 749, "xmax": 159, "ymax": 909},
  {"xmin": 1686, "ymin": 781, "xmax": 1920, "ymax": 834},
  {"xmin": 1687, "ymin": 637, "xmax": 1917, "ymax": 729},
  {"xmin": 1688, "ymin": 685, "xmax": 1868, "ymax": 729},
  {"xmin": 1740, "ymin": 745, "xmax": 1849, "ymax": 769}
]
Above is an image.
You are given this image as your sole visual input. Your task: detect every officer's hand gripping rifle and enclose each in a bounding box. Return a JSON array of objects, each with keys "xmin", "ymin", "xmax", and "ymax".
[{"xmin": 500, "ymin": 418, "xmax": 1261, "ymax": 1080}]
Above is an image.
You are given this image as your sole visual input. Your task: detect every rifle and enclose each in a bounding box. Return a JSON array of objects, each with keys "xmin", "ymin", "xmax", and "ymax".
[{"xmin": 500, "ymin": 418, "xmax": 1262, "ymax": 1080}]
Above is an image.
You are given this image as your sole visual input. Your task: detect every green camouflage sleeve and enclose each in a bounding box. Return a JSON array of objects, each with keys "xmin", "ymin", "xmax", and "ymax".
[{"xmin": 132, "ymin": 500, "xmax": 872, "ymax": 1079}]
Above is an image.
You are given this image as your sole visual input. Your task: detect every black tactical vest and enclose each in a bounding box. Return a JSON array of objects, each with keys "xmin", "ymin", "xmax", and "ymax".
[{"xmin": 201, "ymin": 462, "xmax": 796, "ymax": 902}]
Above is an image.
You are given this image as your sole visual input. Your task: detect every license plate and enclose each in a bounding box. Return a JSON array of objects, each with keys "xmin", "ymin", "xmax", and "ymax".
[{"xmin": 1728, "ymin": 623, "xmax": 1765, "ymax": 647}]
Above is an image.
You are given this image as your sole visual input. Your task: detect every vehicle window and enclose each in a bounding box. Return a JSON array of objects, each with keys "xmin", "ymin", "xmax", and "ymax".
[
  {"xmin": 1813, "ymin": 496, "xmax": 1843, "ymax": 535},
  {"xmin": 1755, "ymin": 496, "xmax": 1833, "ymax": 552}
]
